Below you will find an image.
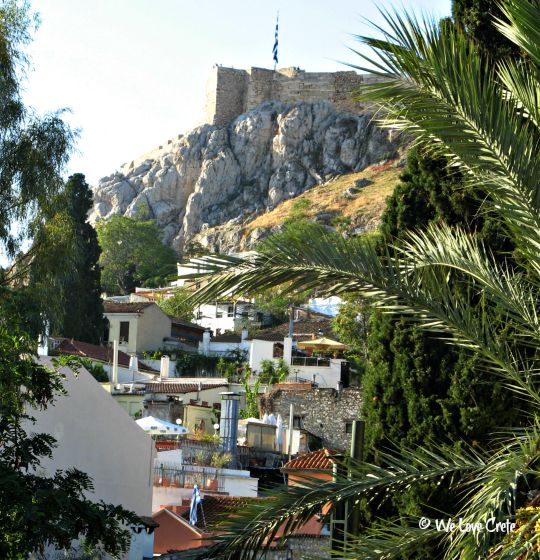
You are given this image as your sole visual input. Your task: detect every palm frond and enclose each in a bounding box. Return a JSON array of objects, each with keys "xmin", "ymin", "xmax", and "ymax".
[{"xmin": 202, "ymin": 445, "xmax": 484, "ymax": 560}]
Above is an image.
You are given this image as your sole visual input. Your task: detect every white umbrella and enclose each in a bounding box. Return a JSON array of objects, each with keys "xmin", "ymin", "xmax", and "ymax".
[
  {"xmin": 136, "ymin": 416, "xmax": 189, "ymax": 435},
  {"xmin": 275, "ymin": 414, "xmax": 283, "ymax": 450}
]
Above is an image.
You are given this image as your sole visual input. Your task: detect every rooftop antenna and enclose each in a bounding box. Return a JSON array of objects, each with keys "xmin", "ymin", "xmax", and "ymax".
[{"xmin": 272, "ymin": 11, "xmax": 279, "ymax": 71}]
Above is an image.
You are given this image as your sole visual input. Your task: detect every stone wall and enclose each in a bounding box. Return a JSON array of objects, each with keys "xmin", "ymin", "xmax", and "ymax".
[
  {"xmin": 260, "ymin": 386, "xmax": 362, "ymax": 451},
  {"xmin": 205, "ymin": 65, "xmax": 385, "ymax": 125}
]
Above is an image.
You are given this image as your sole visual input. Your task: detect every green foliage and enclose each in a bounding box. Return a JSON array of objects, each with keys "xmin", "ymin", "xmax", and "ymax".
[
  {"xmin": 174, "ymin": 350, "xmax": 222, "ymax": 376},
  {"xmin": 96, "ymin": 215, "xmax": 177, "ymax": 295},
  {"xmin": 239, "ymin": 366, "xmax": 260, "ymax": 420},
  {"xmin": 331, "ymin": 297, "xmax": 370, "ymax": 375},
  {"xmin": 287, "ymin": 198, "xmax": 311, "ymax": 222},
  {"xmin": 67, "ymin": 355, "xmax": 108, "ymax": 383},
  {"xmin": 452, "ymin": 0, "xmax": 520, "ymax": 60},
  {"xmin": 217, "ymin": 357, "xmax": 237, "ymax": 381},
  {"xmin": 54, "ymin": 174, "xmax": 105, "ymax": 343},
  {"xmin": 0, "ymin": 1, "xmax": 74, "ymax": 260},
  {"xmin": 157, "ymin": 286, "xmax": 196, "ymax": 321},
  {"xmin": 258, "ymin": 359, "xmax": 288, "ymax": 385}
]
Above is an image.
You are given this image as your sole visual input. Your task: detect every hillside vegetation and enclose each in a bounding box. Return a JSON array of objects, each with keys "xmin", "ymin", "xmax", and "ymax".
[{"xmin": 244, "ymin": 160, "xmax": 403, "ymax": 238}]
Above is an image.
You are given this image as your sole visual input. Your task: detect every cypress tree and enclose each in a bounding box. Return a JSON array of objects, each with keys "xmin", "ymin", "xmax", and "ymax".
[{"xmin": 58, "ymin": 173, "xmax": 105, "ymax": 343}]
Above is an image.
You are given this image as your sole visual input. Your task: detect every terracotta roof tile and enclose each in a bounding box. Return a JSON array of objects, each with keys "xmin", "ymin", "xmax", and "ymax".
[
  {"xmin": 211, "ymin": 332, "xmax": 242, "ymax": 343},
  {"xmin": 180, "ymin": 495, "xmax": 264, "ymax": 529},
  {"xmin": 52, "ymin": 338, "xmax": 158, "ymax": 373},
  {"xmin": 249, "ymin": 319, "xmax": 333, "ymax": 342},
  {"xmin": 103, "ymin": 301, "xmax": 154, "ymax": 314},
  {"xmin": 281, "ymin": 448, "xmax": 339, "ymax": 472},
  {"xmin": 145, "ymin": 382, "xmax": 228, "ymax": 394},
  {"xmin": 170, "ymin": 316, "xmax": 205, "ymax": 331}
]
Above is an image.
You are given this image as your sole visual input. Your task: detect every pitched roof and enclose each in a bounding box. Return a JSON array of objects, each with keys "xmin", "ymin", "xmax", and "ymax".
[
  {"xmin": 249, "ymin": 319, "xmax": 333, "ymax": 342},
  {"xmin": 170, "ymin": 316, "xmax": 205, "ymax": 331},
  {"xmin": 211, "ymin": 332, "xmax": 242, "ymax": 343},
  {"xmin": 145, "ymin": 381, "xmax": 228, "ymax": 394},
  {"xmin": 52, "ymin": 338, "xmax": 158, "ymax": 373},
  {"xmin": 180, "ymin": 495, "xmax": 264, "ymax": 529},
  {"xmin": 103, "ymin": 301, "xmax": 154, "ymax": 314},
  {"xmin": 281, "ymin": 448, "xmax": 339, "ymax": 472}
]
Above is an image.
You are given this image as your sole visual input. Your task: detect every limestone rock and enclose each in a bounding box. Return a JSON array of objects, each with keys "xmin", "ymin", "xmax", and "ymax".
[{"xmin": 90, "ymin": 100, "xmax": 400, "ymax": 251}]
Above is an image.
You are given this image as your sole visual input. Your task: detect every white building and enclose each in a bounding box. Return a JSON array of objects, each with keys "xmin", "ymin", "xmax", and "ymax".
[
  {"xmin": 104, "ymin": 301, "xmax": 172, "ymax": 354},
  {"xmin": 30, "ymin": 358, "xmax": 156, "ymax": 559}
]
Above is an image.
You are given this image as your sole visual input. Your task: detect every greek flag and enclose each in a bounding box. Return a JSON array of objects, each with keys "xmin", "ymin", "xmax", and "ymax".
[
  {"xmin": 272, "ymin": 14, "xmax": 279, "ymax": 65},
  {"xmin": 189, "ymin": 484, "xmax": 202, "ymax": 526}
]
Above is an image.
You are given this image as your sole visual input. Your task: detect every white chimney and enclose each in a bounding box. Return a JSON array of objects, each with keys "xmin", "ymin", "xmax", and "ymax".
[
  {"xmin": 283, "ymin": 336, "xmax": 293, "ymax": 366},
  {"xmin": 202, "ymin": 329, "xmax": 211, "ymax": 355},
  {"xmin": 160, "ymin": 355, "xmax": 170, "ymax": 380},
  {"xmin": 112, "ymin": 340, "xmax": 119, "ymax": 385}
]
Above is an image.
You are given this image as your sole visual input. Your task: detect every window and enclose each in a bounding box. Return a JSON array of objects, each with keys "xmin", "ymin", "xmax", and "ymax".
[
  {"xmin": 196, "ymin": 310, "xmax": 203, "ymax": 320},
  {"xmin": 216, "ymin": 310, "xmax": 223, "ymax": 318},
  {"xmin": 227, "ymin": 305, "xmax": 234, "ymax": 317},
  {"xmin": 345, "ymin": 422, "xmax": 353, "ymax": 434},
  {"xmin": 293, "ymin": 415, "xmax": 304, "ymax": 429},
  {"xmin": 119, "ymin": 321, "xmax": 130, "ymax": 344}
]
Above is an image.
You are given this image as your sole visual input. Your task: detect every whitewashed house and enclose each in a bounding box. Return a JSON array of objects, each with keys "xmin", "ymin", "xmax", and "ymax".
[{"xmin": 30, "ymin": 357, "xmax": 156, "ymax": 560}]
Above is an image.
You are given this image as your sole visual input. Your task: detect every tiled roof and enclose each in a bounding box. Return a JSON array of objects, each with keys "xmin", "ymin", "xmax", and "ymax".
[
  {"xmin": 180, "ymin": 495, "xmax": 264, "ymax": 529},
  {"xmin": 281, "ymin": 448, "xmax": 339, "ymax": 472},
  {"xmin": 145, "ymin": 382, "xmax": 228, "ymax": 394},
  {"xmin": 103, "ymin": 301, "xmax": 154, "ymax": 314},
  {"xmin": 249, "ymin": 319, "xmax": 333, "ymax": 342},
  {"xmin": 52, "ymin": 338, "xmax": 158, "ymax": 373},
  {"xmin": 170, "ymin": 316, "xmax": 205, "ymax": 331},
  {"xmin": 211, "ymin": 332, "xmax": 242, "ymax": 343}
]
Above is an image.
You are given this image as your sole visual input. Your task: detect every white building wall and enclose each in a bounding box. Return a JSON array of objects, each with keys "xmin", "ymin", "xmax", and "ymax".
[
  {"xmin": 287, "ymin": 359, "xmax": 344, "ymax": 388},
  {"xmin": 30, "ymin": 358, "xmax": 155, "ymax": 559},
  {"xmin": 249, "ymin": 339, "xmax": 276, "ymax": 372},
  {"xmin": 137, "ymin": 304, "xmax": 172, "ymax": 352},
  {"xmin": 107, "ymin": 313, "xmax": 140, "ymax": 354}
]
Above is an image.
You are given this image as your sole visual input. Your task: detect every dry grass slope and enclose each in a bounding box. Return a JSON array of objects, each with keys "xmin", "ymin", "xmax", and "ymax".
[{"xmin": 244, "ymin": 161, "xmax": 402, "ymax": 236}]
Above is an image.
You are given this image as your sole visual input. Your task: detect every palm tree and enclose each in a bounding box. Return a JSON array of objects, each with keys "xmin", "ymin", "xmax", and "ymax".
[{"xmin": 186, "ymin": 1, "xmax": 540, "ymax": 557}]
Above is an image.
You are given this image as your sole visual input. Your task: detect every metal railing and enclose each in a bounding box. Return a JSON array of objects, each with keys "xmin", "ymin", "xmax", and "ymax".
[
  {"xmin": 153, "ymin": 464, "xmax": 226, "ymax": 492},
  {"xmin": 291, "ymin": 356, "xmax": 331, "ymax": 367}
]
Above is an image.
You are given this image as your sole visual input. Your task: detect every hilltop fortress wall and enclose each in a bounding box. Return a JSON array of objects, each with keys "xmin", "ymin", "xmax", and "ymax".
[{"xmin": 204, "ymin": 65, "xmax": 386, "ymax": 125}]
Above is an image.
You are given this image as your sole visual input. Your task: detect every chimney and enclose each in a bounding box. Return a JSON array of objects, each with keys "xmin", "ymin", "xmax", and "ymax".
[
  {"xmin": 219, "ymin": 392, "xmax": 240, "ymax": 454},
  {"xmin": 283, "ymin": 336, "xmax": 293, "ymax": 367},
  {"xmin": 241, "ymin": 328, "xmax": 249, "ymax": 342},
  {"xmin": 202, "ymin": 329, "xmax": 211, "ymax": 355},
  {"xmin": 112, "ymin": 340, "xmax": 119, "ymax": 385},
  {"xmin": 160, "ymin": 355, "xmax": 170, "ymax": 380}
]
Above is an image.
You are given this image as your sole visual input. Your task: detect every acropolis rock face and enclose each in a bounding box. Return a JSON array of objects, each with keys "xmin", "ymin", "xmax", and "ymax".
[{"xmin": 90, "ymin": 78, "xmax": 399, "ymax": 252}]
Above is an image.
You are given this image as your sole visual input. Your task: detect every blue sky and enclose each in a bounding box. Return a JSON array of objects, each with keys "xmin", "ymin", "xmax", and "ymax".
[{"xmin": 24, "ymin": 0, "xmax": 451, "ymax": 185}]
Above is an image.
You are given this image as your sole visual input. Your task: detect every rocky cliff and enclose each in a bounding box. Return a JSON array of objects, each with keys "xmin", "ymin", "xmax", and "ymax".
[{"xmin": 90, "ymin": 100, "xmax": 399, "ymax": 252}]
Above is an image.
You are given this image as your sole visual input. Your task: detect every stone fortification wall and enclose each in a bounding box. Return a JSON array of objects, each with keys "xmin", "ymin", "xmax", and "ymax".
[
  {"xmin": 205, "ymin": 65, "xmax": 385, "ymax": 125},
  {"xmin": 259, "ymin": 386, "xmax": 362, "ymax": 452}
]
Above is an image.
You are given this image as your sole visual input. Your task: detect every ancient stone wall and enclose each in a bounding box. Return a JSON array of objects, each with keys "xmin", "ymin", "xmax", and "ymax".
[
  {"xmin": 260, "ymin": 386, "xmax": 362, "ymax": 451},
  {"xmin": 204, "ymin": 65, "xmax": 385, "ymax": 125},
  {"xmin": 205, "ymin": 66, "xmax": 248, "ymax": 125}
]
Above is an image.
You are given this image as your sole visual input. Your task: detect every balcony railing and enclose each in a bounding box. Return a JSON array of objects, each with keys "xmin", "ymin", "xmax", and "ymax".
[
  {"xmin": 291, "ymin": 356, "xmax": 331, "ymax": 367},
  {"xmin": 153, "ymin": 464, "xmax": 226, "ymax": 492}
]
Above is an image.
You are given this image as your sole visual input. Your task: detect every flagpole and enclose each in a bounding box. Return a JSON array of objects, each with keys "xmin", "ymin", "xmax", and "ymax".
[{"xmin": 272, "ymin": 11, "xmax": 279, "ymax": 71}]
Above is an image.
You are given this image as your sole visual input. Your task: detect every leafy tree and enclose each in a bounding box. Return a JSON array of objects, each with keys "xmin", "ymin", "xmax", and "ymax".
[
  {"xmin": 0, "ymin": 1, "xmax": 73, "ymax": 261},
  {"xmin": 185, "ymin": 3, "xmax": 540, "ymax": 557},
  {"xmin": 158, "ymin": 286, "xmax": 195, "ymax": 321},
  {"xmin": 96, "ymin": 215, "xmax": 177, "ymax": 294},
  {"xmin": 0, "ymin": 302, "xmax": 137, "ymax": 557},
  {"xmin": 55, "ymin": 174, "xmax": 104, "ymax": 343}
]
